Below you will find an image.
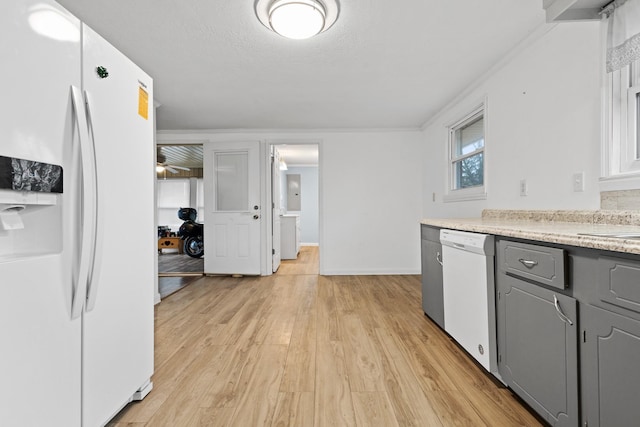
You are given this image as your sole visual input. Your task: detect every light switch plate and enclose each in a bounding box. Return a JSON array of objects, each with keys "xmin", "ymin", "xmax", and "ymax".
[{"xmin": 573, "ymin": 172, "xmax": 584, "ymax": 192}]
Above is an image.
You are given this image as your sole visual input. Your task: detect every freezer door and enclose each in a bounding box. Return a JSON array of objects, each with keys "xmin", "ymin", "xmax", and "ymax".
[
  {"xmin": 0, "ymin": 1, "xmax": 82, "ymax": 426},
  {"xmin": 80, "ymin": 24, "xmax": 155, "ymax": 426}
]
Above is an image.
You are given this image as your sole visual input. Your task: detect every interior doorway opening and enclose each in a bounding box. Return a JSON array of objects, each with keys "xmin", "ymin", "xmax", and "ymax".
[
  {"xmin": 155, "ymin": 143, "xmax": 205, "ymax": 298},
  {"xmin": 270, "ymin": 143, "xmax": 320, "ymax": 275}
]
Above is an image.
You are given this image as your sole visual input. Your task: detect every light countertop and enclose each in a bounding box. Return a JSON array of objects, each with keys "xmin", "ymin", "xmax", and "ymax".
[{"xmin": 421, "ymin": 209, "xmax": 640, "ymax": 256}]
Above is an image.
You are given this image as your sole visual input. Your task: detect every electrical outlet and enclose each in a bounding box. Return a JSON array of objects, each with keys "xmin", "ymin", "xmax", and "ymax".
[
  {"xmin": 520, "ymin": 179, "xmax": 527, "ymax": 196},
  {"xmin": 573, "ymin": 172, "xmax": 585, "ymax": 192}
]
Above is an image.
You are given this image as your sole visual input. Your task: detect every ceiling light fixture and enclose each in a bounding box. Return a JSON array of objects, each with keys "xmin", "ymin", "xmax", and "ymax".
[{"xmin": 255, "ymin": 0, "xmax": 339, "ymax": 40}]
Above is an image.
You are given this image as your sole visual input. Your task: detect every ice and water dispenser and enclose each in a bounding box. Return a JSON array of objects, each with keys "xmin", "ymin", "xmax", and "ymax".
[{"xmin": 0, "ymin": 155, "xmax": 64, "ymax": 260}]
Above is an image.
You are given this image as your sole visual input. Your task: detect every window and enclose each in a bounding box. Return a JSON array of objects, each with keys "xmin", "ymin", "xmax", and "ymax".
[
  {"xmin": 601, "ymin": 6, "xmax": 640, "ymax": 190},
  {"xmin": 157, "ymin": 178, "xmax": 190, "ymax": 232},
  {"xmin": 157, "ymin": 178, "xmax": 204, "ymax": 232},
  {"xmin": 603, "ymin": 59, "xmax": 640, "ymax": 182},
  {"xmin": 445, "ymin": 104, "xmax": 487, "ymax": 202},
  {"xmin": 629, "ymin": 84, "xmax": 640, "ymax": 169}
]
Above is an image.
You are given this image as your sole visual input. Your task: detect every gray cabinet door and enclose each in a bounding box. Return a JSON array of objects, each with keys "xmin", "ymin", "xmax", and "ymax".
[
  {"xmin": 581, "ymin": 304, "xmax": 640, "ymax": 427},
  {"xmin": 421, "ymin": 238, "xmax": 444, "ymax": 328},
  {"xmin": 497, "ymin": 274, "xmax": 578, "ymax": 426}
]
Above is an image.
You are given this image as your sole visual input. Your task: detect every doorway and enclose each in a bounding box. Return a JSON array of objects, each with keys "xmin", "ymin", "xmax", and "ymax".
[
  {"xmin": 270, "ymin": 142, "xmax": 320, "ymax": 275},
  {"xmin": 156, "ymin": 144, "xmax": 204, "ymax": 298}
]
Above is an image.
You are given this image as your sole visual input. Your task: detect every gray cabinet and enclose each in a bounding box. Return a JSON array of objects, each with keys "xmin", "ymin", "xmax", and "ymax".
[
  {"xmin": 596, "ymin": 255, "xmax": 640, "ymax": 315},
  {"xmin": 496, "ymin": 239, "xmax": 578, "ymax": 427},
  {"xmin": 420, "ymin": 225, "xmax": 444, "ymax": 329},
  {"xmin": 576, "ymin": 254, "xmax": 640, "ymax": 427},
  {"xmin": 581, "ymin": 304, "xmax": 640, "ymax": 427}
]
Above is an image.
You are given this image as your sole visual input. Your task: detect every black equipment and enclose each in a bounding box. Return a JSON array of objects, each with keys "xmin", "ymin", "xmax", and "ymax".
[{"xmin": 177, "ymin": 208, "xmax": 204, "ymax": 258}]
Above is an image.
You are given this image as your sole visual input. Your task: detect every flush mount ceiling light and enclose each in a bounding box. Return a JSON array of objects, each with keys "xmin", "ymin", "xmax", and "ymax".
[{"xmin": 255, "ymin": 0, "xmax": 339, "ymax": 40}]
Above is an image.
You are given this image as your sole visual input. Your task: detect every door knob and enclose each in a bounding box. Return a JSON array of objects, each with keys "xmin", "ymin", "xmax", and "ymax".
[{"xmin": 253, "ymin": 214, "xmax": 259, "ymax": 220}]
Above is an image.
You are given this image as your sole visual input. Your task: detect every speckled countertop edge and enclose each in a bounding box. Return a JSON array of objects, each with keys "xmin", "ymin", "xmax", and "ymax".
[
  {"xmin": 481, "ymin": 209, "xmax": 640, "ymax": 225},
  {"xmin": 421, "ymin": 209, "xmax": 640, "ymax": 256}
]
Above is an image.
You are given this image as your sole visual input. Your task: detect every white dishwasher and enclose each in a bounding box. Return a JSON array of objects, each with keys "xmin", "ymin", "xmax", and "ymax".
[{"xmin": 440, "ymin": 229, "xmax": 499, "ymax": 377}]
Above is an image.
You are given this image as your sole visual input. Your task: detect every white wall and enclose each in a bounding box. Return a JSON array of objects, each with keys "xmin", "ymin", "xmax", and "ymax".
[
  {"xmin": 158, "ymin": 130, "xmax": 423, "ymax": 275},
  {"xmin": 281, "ymin": 166, "xmax": 319, "ymax": 244},
  {"xmin": 321, "ymin": 133, "xmax": 422, "ymax": 274},
  {"xmin": 422, "ymin": 22, "xmax": 602, "ymax": 218}
]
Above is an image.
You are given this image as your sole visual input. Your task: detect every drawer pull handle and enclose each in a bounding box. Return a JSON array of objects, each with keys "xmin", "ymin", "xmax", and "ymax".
[
  {"xmin": 518, "ymin": 258, "xmax": 538, "ymax": 268},
  {"xmin": 436, "ymin": 251, "xmax": 443, "ymax": 266},
  {"xmin": 553, "ymin": 295, "xmax": 573, "ymax": 326}
]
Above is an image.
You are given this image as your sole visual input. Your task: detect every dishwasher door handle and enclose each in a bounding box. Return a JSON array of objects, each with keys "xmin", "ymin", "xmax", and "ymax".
[{"xmin": 436, "ymin": 251, "xmax": 443, "ymax": 266}]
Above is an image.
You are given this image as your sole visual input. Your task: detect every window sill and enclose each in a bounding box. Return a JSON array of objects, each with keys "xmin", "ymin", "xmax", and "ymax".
[
  {"xmin": 599, "ymin": 173, "xmax": 640, "ymax": 192},
  {"xmin": 443, "ymin": 189, "xmax": 487, "ymax": 203}
]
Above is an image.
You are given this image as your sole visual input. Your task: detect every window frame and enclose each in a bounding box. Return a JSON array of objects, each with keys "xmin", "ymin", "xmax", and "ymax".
[
  {"xmin": 444, "ymin": 102, "xmax": 487, "ymax": 202},
  {"xmin": 625, "ymin": 84, "xmax": 640, "ymax": 172},
  {"xmin": 600, "ymin": 21, "xmax": 640, "ymax": 190}
]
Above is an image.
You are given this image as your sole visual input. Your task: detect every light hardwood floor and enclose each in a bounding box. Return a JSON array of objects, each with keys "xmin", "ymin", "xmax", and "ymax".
[{"xmin": 109, "ymin": 246, "xmax": 541, "ymax": 426}]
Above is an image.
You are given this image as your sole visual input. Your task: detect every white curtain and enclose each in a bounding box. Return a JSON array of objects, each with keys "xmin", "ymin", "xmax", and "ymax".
[{"xmin": 607, "ymin": 0, "xmax": 640, "ymax": 72}]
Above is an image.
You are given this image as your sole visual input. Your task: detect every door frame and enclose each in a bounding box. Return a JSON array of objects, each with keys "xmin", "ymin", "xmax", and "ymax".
[
  {"xmin": 155, "ymin": 140, "xmax": 205, "ymax": 301},
  {"xmin": 262, "ymin": 139, "xmax": 323, "ymax": 276},
  {"xmin": 270, "ymin": 146, "xmax": 282, "ymax": 273}
]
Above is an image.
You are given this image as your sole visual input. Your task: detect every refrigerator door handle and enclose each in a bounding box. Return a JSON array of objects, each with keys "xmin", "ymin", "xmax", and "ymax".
[
  {"xmin": 83, "ymin": 90, "xmax": 101, "ymax": 313},
  {"xmin": 70, "ymin": 85, "xmax": 96, "ymax": 319}
]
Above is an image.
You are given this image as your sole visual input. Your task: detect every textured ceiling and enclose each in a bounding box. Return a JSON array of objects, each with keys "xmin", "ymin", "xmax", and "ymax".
[
  {"xmin": 157, "ymin": 145, "xmax": 203, "ymax": 168},
  {"xmin": 56, "ymin": 0, "xmax": 545, "ymax": 131}
]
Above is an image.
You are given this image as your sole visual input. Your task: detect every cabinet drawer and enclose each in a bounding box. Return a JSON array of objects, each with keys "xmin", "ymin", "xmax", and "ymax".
[
  {"xmin": 498, "ymin": 239, "xmax": 567, "ymax": 290},
  {"xmin": 598, "ymin": 256, "xmax": 640, "ymax": 314}
]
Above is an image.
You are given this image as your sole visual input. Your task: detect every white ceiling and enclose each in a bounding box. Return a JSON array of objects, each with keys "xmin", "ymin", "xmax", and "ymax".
[{"xmin": 56, "ymin": 0, "xmax": 545, "ymax": 131}]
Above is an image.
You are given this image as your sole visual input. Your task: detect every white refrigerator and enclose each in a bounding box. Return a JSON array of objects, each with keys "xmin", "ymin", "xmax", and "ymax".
[{"xmin": 0, "ymin": 1, "xmax": 155, "ymax": 426}]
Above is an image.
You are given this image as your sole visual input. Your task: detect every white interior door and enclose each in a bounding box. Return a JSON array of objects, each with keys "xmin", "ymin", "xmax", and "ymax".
[
  {"xmin": 272, "ymin": 148, "xmax": 282, "ymax": 272},
  {"xmin": 204, "ymin": 141, "xmax": 261, "ymax": 275}
]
